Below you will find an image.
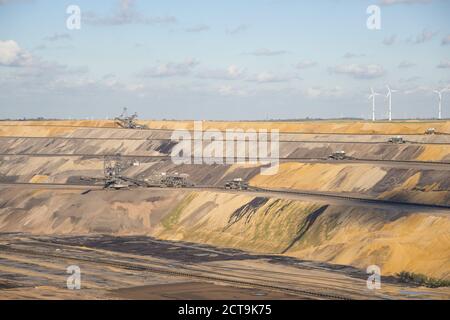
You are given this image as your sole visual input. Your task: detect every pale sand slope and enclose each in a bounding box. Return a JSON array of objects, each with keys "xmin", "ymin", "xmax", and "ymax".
[
  {"xmin": 1, "ymin": 134, "xmax": 449, "ymax": 162},
  {"xmin": 155, "ymin": 191, "xmax": 450, "ymax": 280},
  {"xmin": 1, "ymin": 125, "xmax": 450, "ymax": 144},
  {"xmin": 1, "ymin": 119, "xmax": 450, "ymax": 134},
  {"xmin": 0, "ymin": 156, "xmax": 448, "ymax": 205},
  {"xmin": 0, "ymin": 187, "xmax": 448, "ymax": 280},
  {"xmin": 148, "ymin": 120, "xmax": 450, "ymax": 135},
  {"xmin": 0, "ymin": 125, "xmax": 78, "ymax": 137},
  {"xmin": 249, "ymin": 162, "xmax": 450, "ymax": 206}
]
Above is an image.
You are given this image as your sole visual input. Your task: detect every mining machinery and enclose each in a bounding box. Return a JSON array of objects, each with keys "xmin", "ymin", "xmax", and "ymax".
[
  {"xmin": 159, "ymin": 173, "xmax": 193, "ymax": 188},
  {"xmin": 84, "ymin": 156, "xmax": 194, "ymax": 190},
  {"xmin": 388, "ymin": 136, "xmax": 405, "ymax": 144},
  {"xmin": 328, "ymin": 150, "xmax": 347, "ymax": 160},
  {"xmin": 425, "ymin": 128, "xmax": 436, "ymax": 135},
  {"xmin": 224, "ymin": 178, "xmax": 249, "ymax": 190},
  {"xmin": 103, "ymin": 154, "xmax": 130, "ymax": 189},
  {"xmin": 114, "ymin": 107, "xmax": 148, "ymax": 129},
  {"xmin": 102, "ymin": 154, "xmax": 150, "ymax": 189}
]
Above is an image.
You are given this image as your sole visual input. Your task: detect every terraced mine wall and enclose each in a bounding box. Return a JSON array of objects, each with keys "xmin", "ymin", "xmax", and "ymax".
[
  {"xmin": 1, "ymin": 156, "xmax": 449, "ymax": 206},
  {"xmin": 2, "ymin": 119, "xmax": 450, "ymax": 134},
  {"xmin": 0, "ymin": 120, "xmax": 449, "ymax": 281},
  {"xmin": 0, "ymin": 187, "xmax": 448, "ymax": 279},
  {"xmin": 1, "ymin": 136, "xmax": 450, "ymax": 162}
]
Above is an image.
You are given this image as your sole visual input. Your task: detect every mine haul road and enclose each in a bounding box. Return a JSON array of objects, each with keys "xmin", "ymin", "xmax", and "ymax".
[
  {"xmin": 1, "ymin": 122, "xmax": 450, "ymax": 136},
  {"xmin": 0, "ymin": 135, "xmax": 449, "ymax": 145},
  {"xmin": 1, "ymin": 182, "xmax": 449, "ymax": 211},
  {"xmin": 0, "ymin": 153, "xmax": 449, "ymax": 171},
  {"xmin": 2, "ymin": 234, "xmax": 448, "ymax": 300}
]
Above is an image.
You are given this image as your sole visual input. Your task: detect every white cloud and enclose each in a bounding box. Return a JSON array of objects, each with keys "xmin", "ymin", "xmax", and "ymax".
[
  {"xmin": 198, "ymin": 65, "xmax": 299, "ymax": 83},
  {"xmin": 247, "ymin": 71, "xmax": 299, "ymax": 83},
  {"xmin": 15, "ymin": 61, "xmax": 88, "ymax": 80},
  {"xmin": 0, "ymin": 43, "xmax": 93, "ymax": 97},
  {"xmin": 398, "ymin": 61, "xmax": 416, "ymax": 68},
  {"xmin": 185, "ymin": 24, "xmax": 210, "ymax": 33},
  {"xmin": 442, "ymin": 35, "xmax": 450, "ymax": 46},
  {"xmin": 44, "ymin": 33, "xmax": 72, "ymax": 42},
  {"xmin": 399, "ymin": 76, "xmax": 421, "ymax": 83},
  {"xmin": 217, "ymin": 85, "xmax": 248, "ymax": 96},
  {"xmin": 330, "ymin": 64, "xmax": 385, "ymax": 79},
  {"xmin": 44, "ymin": 76, "xmax": 146, "ymax": 96},
  {"xmin": 125, "ymin": 83, "xmax": 145, "ymax": 92},
  {"xmin": 0, "ymin": 40, "xmax": 33, "ymax": 67},
  {"xmin": 295, "ymin": 60, "xmax": 317, "ymax": 69},
  {"xmin": 84, "ymin": 0, "xmax": 177, "ymax": 26},
  {"xmin": 383, "ymin": 35, "xmax": 397, "ymax": 46},
  {"xmin": 197, "ymin": 65, "xmax": 246, "ymax": 80},
  {"xmin": 0, "ymin": 0, "xmax": 31, "ymax": 4},
  {"xmin": 379, "ymin": 0, "xmax": 432, "ymax": 5},
  {"xmin": 246, "ymin": 48, "xmax": 287, "ymax": 56},
  {"xmin": 120, "ymin": 0, "xmax": 133, "ymax": 10},
  {"xmin": 138, "ymin": 59, "xmax": 200, "ymax": 78},
  {"xmin": 409, "ymin": 29, "xmax": 438, "ymax": 44},
  {"xmin": 303, "ymin": 86, "xmax": 345, "ymax": 99},
  {"xmin": 343, "ymin": 53, "xmax": 365, "ymax": 59},
  {"xmin": 0, "ymin": 40, "xmax": 88, "ymax": 84},
  {"xmin": 403, "ymin": 85, "xmax": 431, "ymax": 94},
  {"xmin": 226, "ymin": 24, "xmax": 249, "ymax": 35},
  {"xmin": 437, "ymin": 59, "xmax": 450, "ymax": 69}
]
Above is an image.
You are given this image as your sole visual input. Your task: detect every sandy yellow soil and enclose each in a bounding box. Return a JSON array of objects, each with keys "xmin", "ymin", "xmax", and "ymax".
[
  {"xmin": 249, "ymin": 162, "xmax": 450, "ymax": 205},
  {"xmin": 1, "ymin": 187, "xmax": 448, "ymax": 279},
  {"xmin": 415, "ymin": 144, "xmax": 450, "ymax": 161},
  {"xmin": 0, "ymin": 125, "xmax": 77, "ymax": 137},
  {"xmin": 1, "ymin": 119, "xmax": 450, "ymax": 134},
  {"xmin": 147, "ymin": 120, "xmax": 450, "ymax": 135},
  {"xmin": 251, "ymin": 162, "xmax": 387, "ymax": 192},
  {"xmin": 0, "ymin": 155, "xmax": 448, "ymax": 205},
  {"xmin": 0, "ymin": 120, "xmax": 448, "ymax": 283},
  {"xmin": 154, "ymin": 191, "xmax": 450, "ymax": 279},
  {"xmin": 287, "ymin": 213, "xmax": 450, "ymax": 279},
  {"xmin": 0, "ymin": 120, "xmax": 115, "ymax": 128}
]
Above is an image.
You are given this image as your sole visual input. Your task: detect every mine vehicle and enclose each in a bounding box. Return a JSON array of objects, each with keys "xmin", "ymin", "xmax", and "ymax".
[
  {"xmin": 103, "ymin": 154, "xmax": 146, "ymax": 189},
  {"xmin": 103, "ymin": 154, "xmax": 129, "ymax": 189},
  {"xmin": 224, "ymin": 178, "xmax": 249, "ymax": 190},
  {"xmin": 425, "ymin": 128, "xmax": 436, "ymax": 135},
  {"xmin": 388, "ymin": 136, "xmax": 405, "ymax": 144},
  {"xmin": 115, "ymin": 107, "xmax": 148, "ymax": 129},
  {"xmin": 104, "ymin": 180, "xmax": 130, "ymax": 190},
  {"xmin": 80, "ymin": 155, "xmax": 150, "ymax": 190},
  {"xmin": 328, "ymin": 151, "xmax": 347, "ymax": 160},
  {"xmin": 160, "ymin": 174, "xmax": 192, "ymax": 188}
]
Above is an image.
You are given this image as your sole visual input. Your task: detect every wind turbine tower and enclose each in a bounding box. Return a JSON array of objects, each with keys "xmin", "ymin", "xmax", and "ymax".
[
  {"xmin": 368, "ymin": 88, "xmax": 380, "ymax": 121},
  {"xmin": 386, "ymin": 85, "xmax": 398, "ymax": 121},
  {"xmin": 433, "ymin": 88, "xmax": 448, "ymax": 120}
]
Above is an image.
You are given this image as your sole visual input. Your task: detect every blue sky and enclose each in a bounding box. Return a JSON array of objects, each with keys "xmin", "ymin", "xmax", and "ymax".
[{"xmin": 0, "ymin": 0, "xmax": 449, "ymax": 120}]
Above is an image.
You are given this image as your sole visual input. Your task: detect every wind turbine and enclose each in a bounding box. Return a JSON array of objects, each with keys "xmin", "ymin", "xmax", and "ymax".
[
  {"xmin": 386, "ymin": 85, "xmax": 398, "ymax": 121},
  {"xmin": 433, "ymin": 88, "xmax": 448, "ymax": 120},
  {"xmin": 368, "ymin": 88, "xmax": 381, "ymax": 121}
]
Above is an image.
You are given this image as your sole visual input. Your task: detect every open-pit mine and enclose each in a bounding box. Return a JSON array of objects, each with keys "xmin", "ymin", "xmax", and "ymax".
[{"xmin": 0, "ymin": 118, "xmax": 449, "ymax": 300}]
